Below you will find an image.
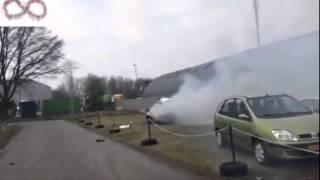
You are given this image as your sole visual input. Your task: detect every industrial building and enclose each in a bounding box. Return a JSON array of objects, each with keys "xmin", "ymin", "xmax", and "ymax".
[{"xmin": 11, "ymin": 80, "xmax": 52, "ymax": 110}]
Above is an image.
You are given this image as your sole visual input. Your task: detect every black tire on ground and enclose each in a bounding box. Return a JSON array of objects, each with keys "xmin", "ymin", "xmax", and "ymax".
[
  {"xmin": 96, "ymin": 139, "xmax": 105, "ymax": 143},
  {"xmin": 109, "ymin": 128, "xmax": 121, "ymax": 134},
  {"xmin": 95, "ymin": 124, "xmax": 105, "ymax": 129},
  {"xmin": 219, "ymin": 161, "xmax": 248, "ymax": 177},
  {"xmin": 85, "ymin": 122, "xmax": 93, "ymax": 126},
  {"xmin": 141, "ymin": 138, "xmax": 158, "ymax": 146},
  {"xmin": 78, "ymin": 120, "xmax": 85, "ymax": 123}
]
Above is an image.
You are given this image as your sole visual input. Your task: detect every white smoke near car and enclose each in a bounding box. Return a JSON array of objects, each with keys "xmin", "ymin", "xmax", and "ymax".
[{"xmin": 149, "ymin": 33, "xmax": 319, "ymax": 125}]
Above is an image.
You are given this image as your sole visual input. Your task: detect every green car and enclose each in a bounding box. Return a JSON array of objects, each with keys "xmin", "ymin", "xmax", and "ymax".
[{"xmin": 214, "ymin": 94, "xmax": 319, "ymax": 164}]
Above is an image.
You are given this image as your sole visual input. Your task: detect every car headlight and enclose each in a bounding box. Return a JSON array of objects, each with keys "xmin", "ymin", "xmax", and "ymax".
[{"xmin": 272, "ymin": 130, "xmax": 298, "ymax": 141}]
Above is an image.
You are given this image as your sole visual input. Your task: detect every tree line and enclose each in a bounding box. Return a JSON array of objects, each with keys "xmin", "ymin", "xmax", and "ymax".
[
  {"xmin": 53, "ymin": 73, "xmax": 152, "ymax": 100},
  {"xmin": 0, "ymin": 27, "xmax": 152, "ymax": 119}
]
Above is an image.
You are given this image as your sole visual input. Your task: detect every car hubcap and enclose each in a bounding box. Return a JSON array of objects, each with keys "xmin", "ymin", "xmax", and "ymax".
[
  {"xmin": 216, "ymin": 132, "xmax": 222, "ymax": 146},
  {"xmin": 255, "ymin": 143, "xmax": 265, "ymax": 162}
]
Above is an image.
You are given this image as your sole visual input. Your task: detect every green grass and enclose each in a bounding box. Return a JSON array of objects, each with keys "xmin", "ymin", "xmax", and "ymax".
[
  {"xmin": 0, "ymin": 125, "xmax": 18, "ymax": 149},
  {"xmin": 68, "ymin": 111, "xmax": 218, "ymax": 177}
]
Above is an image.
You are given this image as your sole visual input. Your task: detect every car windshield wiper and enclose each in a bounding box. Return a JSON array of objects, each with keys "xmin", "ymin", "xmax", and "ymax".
[
  {"xmin": 283, "ymin": 111, "xmax": 312, "ymax": 115},
  {"xmin": 259, "ymin": 114, "xmax": 278, "ymax": 117},
  {"xmin": 259, "ymin": 111, "xmax": 310, "ymax": 117}
]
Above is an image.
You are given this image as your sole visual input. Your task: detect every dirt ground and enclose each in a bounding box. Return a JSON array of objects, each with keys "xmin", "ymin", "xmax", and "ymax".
[{"xmin": 70, "ymin": 111, "xmax": 319, "ymax": 180}]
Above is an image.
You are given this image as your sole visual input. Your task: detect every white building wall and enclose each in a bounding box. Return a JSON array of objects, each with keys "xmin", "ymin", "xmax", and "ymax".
[{"xmin": 12, "ymin": 81, "xmax": 52, "ymax": 110}]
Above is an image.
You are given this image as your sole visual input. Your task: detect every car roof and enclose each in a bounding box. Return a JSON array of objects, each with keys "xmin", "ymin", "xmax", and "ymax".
[
  {"xmin": 300, "ymin": 97, "xmax": 319, "ymax": 101},
  {"xmin": 225, "ymin": 93, "xmax": 289, "ymax": 100}
]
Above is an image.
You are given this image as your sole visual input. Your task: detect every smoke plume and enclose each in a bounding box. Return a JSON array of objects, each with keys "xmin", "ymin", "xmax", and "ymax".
[{"xmin": 150, "ymin": 33, "xmax": 319, "ymax": 125}]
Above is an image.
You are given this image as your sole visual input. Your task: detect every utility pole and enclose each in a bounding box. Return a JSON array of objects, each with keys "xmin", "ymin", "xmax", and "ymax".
[
  {"xmin": 63, "ymin": 58, "xmax": 78, "ymax": 115},
  {"xmin": 133, "ymin": 64, "xmax": 138, "ymax": 80},
  {"xmin": 253, "ymin": 0, "xmax": 261, "ymax": 46},
  {"xmin": 133, "ymin": 64, "xmax": 140, "ymax": 97},
  {"xmin": 69, "ymin": 61, "xmax": 74, "ymax": 114}
]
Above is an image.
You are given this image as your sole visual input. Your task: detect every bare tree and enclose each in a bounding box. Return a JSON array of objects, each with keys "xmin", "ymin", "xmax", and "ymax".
[
  {"xmin": 0, "ymin": 27, "xmax": 64, "ymax": 118},
  {"xmin": 83, "ymin": 74, "xmax": 107, "ymax": 98},
  {"xmin": 52, "ymin": 84, "xmax": 69, "ymax": 98}
]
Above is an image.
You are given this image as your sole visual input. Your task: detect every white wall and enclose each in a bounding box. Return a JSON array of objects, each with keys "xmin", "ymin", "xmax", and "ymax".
[{"xmin": 12, "ymin": 81, "xmax": 52, "ymax": 110}]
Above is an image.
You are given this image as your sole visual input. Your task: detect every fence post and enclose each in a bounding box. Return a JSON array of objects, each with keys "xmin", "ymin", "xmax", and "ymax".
[
  {"xmin": 95, "ymin": 113, "xmax": 104, "ymax": 129},
  {"xmin": 219, "ymin": 125, "xmax": 248, "ymax": 177},
  {"xmin": 147, "ymin": 118, "xmax": 152, "ymax": 139},
  {"xmin": 141, "ymin": 113, "xmax": 158, "ymax": 146},
  {"xmin": 109, "ymin": 114, "xmax": 121, "ymax": 134},
  {"xmin": 229, "ymin": 125, "xmax": 236, "ymax": 162}
]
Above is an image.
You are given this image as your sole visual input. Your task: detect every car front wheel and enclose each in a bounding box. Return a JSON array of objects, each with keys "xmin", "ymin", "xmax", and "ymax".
[
  {"xmin": 216, "ymin": 131, "xmax": 225, "ymax": 147},
  {"xmin": 254, "ymin": 141, "xmax": 270, "ymax": 164}
]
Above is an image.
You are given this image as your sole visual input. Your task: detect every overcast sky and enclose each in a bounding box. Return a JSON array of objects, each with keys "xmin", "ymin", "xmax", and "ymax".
[{"xmin": 2, "ymin": 0, "xmax": 319, "ymax": 87}]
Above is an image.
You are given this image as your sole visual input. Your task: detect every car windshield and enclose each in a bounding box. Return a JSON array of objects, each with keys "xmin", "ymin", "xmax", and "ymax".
[
  {"xmin": 301, "ymin": 99, "xmax": 319, "ymax": 113},
  {"xmin": 248, "ymin": 95, "xmax": 312, "ymax": 118}
]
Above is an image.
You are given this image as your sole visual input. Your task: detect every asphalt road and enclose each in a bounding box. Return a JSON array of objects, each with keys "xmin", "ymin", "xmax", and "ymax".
[{"xmin": 0, "ymin": 120, "xmax": 207, "ymax": 180}]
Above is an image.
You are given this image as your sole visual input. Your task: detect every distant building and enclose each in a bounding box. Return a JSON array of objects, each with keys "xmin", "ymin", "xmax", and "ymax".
[{"xmin": 9, "ymin": 80, "xmax": 52, "ymax": 110}]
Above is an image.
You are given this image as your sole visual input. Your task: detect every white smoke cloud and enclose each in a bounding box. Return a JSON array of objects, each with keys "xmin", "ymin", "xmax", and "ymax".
[{"xmin": 150, "ymin": 33, "xmax": 319, "ymax": 125}]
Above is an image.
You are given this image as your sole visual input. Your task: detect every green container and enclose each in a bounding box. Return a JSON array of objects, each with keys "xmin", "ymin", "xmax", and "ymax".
[
  {"xmin": 102, "ymin": 94, "xmax": 114, "ymax": 103},
  {"xmin": 43, "ymin": 98, "xmax": 81, "ymax": 115}
]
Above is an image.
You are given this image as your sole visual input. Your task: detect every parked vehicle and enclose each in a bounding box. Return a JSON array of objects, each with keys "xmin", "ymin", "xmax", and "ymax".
[
  {"xmin": 19, "ymin": 100, "xmax": 37, "ymax": 118},
  {"xmin": 214, "ymin": 94, "xmax": 319, "ymax": 164},
  {"xmin": 300, "ymin": 98, "xmax": 319, "ymax": 113},
  {"xmin": 147, "ymin": 97, "xmax": 175, "ymax": 124}
]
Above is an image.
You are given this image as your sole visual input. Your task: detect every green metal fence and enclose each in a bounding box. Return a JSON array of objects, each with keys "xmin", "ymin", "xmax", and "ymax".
[{"xmin": 42, "ymin": 98, "xmax": 81, "ymax": 115}]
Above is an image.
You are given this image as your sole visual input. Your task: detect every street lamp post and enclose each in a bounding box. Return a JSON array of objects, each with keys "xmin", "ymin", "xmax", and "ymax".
[
  {"xmin": 133, "ymin": 64, "xmax": 138, "ymax": 80},
  {"xmin": 62, "ymin": 58, "xmax": 78, "ymax": 115},
  {"xmin": 133, "ymin": 64, "xmax": 141, "ymax": 97},
  {"xmin": 69, "ymin": 62, "xmax": 74, "ymax": 114},
  {"xmin": 253, "ymin": 0, "xmax": 261, "ymax": 46}
]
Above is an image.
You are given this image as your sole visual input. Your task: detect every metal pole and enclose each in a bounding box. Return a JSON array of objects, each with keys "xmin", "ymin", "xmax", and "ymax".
[
  {"xmin": 68, "ymin": 61, "xmax": 74, "ymax": 114},
  {"xmin": 97, "ymin": 113, "xmax": 100, "ymax": 125},
  {"xmin": 85, "ymin": 107, "xmax": 89, "ymax": 121},
  {"xmin": 133, "ymin": 64, "xmax": 140, "ymax": 97},
  {"xmin": 253, "ymin": 0, "xmax": 261, "ymax": 46},
  {"xmin": 147, "ymin": 118, "xmax": 152, "ymax": 139},
  {"xmin": 229, "ymin": 126, "xmax": 236, "ymax": 162},
  {"xmin": 62, "ymin": 58, "xmax": 77, "ymax": 115},
  {"xmin": 133, "ymin": 64, "xmax": 138, "ymax": 80}
]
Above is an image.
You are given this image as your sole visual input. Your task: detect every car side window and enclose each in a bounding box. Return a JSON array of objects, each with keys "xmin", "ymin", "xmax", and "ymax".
[
  {"xmin": 220, "ymin": 99, "xmax": 237, "ymax": 117},
  {"xmin": 235, "ymin": 99, "xmax": 251, "ymax": 121}
]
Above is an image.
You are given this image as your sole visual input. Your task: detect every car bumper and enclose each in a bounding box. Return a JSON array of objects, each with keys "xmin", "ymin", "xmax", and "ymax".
[{"xmin": 266, "ymin": 142, "xmax": 319, "ymax": 159}]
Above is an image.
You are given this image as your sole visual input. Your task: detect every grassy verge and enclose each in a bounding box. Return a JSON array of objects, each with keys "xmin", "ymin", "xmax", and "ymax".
[
  {"xmin": 0, "ymin": 125, "xmax": 19, "ymax": 149},
  {"xmin": 67, "ymin": 111, "xmax": 220, "ymax": 178}
]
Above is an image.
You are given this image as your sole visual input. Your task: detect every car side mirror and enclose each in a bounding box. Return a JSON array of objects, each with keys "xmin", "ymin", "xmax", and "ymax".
[{"xmin": 238, "ymin": 113, "xmax": 251, "ymax": 120}]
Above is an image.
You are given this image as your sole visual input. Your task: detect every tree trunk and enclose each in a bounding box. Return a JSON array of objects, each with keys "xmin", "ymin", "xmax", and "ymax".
[{"xmin": 0, "ymin": 98, "xmax": 10, "ymax": 121}]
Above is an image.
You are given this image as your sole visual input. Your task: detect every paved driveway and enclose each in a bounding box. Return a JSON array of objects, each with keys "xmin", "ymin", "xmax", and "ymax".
[{"xmin": 0, "ymin": 120, "xmax": 207, "ymax": 180}]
